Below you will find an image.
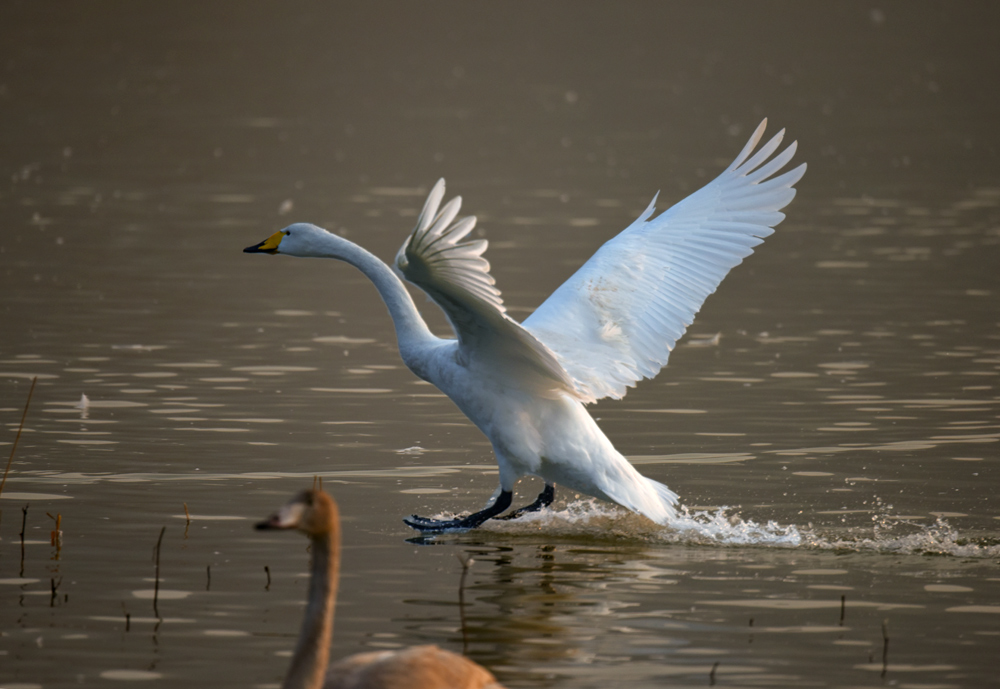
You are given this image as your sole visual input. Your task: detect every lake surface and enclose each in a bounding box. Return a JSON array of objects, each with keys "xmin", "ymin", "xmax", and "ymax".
[{"xmin": 2, "ymin": 2, "xmax": 998, "ymax": 687}]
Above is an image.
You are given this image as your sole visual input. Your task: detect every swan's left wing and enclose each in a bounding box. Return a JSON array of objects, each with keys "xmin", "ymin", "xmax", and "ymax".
[
  {"xmin": 395, "ymin": 179, "xmax": 579, "ymax": 397},
  {"xmin": 523, "ymin": 120, "xmax": 806, "ymax": 403}
]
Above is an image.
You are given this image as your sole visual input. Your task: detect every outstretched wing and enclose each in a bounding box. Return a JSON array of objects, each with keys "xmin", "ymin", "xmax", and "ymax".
[
  {"xmin": 522, "ymin": 120, "xmax": 807, "ymax": 403},
  {"xmin": 395, "ymin": 179, "xmax": 579, "ymax": 397}
]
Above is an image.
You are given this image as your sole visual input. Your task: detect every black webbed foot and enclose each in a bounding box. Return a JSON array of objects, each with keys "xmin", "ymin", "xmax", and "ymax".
[
  {"xmin": 403, "ymin": 490, "xmax": 513, "ymax": 533},
  {"xmin": 495, "ymin": 484, "xmax": 555, "ymax": 521}
]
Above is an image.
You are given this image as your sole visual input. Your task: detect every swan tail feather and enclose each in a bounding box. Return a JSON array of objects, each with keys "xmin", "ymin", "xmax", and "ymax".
[{"xmin": 598, "ymin": 461, "xmax": 678, "ymax": 526}]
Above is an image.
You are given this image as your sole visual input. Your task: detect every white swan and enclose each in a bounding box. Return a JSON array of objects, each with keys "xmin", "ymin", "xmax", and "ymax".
[
  {"xmin": 245, "ymin": 120, "xmax": 806, "ymax": 532},
  {"xmin": 257, "ymin": 488, "xmax": 505, "ymax": 689}
]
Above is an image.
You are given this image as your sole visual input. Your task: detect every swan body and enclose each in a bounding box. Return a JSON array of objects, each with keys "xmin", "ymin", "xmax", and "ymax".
[
  {"xmin": 246, "ymin": 120, "xmax": 806, "ymax": 531},
  {"xmin": 257, "ymin": 488, "xmax": 503, "ymax": 689}
]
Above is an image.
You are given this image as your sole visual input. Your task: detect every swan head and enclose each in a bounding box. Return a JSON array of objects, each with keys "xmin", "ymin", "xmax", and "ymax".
[
  {"xmin": 244, "ymin": 223, "xmax": 349, "ymax": 259},
  {"xmin": 256, "ymin": 488, "xmax": 339, "ymax": 537}
]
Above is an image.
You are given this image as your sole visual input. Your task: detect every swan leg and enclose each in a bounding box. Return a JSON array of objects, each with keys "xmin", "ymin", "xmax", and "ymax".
[
  {"xmin": 403, "ymin": 490, "xmax": 513, "ymax": 533},
  {"xmin": 494, "ymin": 483, "xmax": 555, "ymax": 521}
]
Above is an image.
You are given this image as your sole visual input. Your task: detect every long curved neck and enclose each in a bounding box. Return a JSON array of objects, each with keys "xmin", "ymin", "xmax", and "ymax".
[
  {"xmin": 283, "ymin": 520, "xmax": 340, "ymax": 689},
  {"xmin": 318, "ymin": 236, "xmax": 436, "ymax": 355}
]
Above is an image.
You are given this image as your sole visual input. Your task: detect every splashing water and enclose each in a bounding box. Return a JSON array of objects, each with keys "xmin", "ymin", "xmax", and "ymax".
[
  {"xmin": 478, "ymin": 499, "xmax": 1000, "ymax": 557},
  {"xmin": 666, "ymin": 505, "xmax": 803, "ymax": 546},
  {"xmin": 479, "ymin": 499, "xmax": 802, "ymax": 546},
  {"xmin": 810, "ymin": 516, "xmax": 1000, "ymax": 558}
]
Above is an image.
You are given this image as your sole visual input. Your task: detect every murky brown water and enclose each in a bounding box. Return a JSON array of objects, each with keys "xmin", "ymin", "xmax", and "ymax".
[{"xmin": 2, "ymin": 3, "xmax": 999, "ymax": 688}]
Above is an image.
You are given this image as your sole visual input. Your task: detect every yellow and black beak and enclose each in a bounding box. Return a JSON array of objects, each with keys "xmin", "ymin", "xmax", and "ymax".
[{"xmin": 244, "ymin": 230, "xmax": 286, "ymax": 254}]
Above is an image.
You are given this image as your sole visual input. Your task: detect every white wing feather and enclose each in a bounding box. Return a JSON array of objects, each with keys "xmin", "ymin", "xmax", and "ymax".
[
  {"xmin": 522, "ymin": 120, "xmax": 807, "ymax": 403},
  {"xmin": 395, "ymin": 179, "xmax": 580, "ymax": 398},
  {"xmin": 394, "ymin": 179, "xmax": 505, "ymax": 312}
]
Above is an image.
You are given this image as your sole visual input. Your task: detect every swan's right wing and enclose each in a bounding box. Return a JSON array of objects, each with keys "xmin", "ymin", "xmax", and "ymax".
[
  {"xmin": 395, "ymin": 179, "xmax": 580, "ymax": 398},
  {"xmin": 394, "ymin": 179, "xmax": 506, "ymax": 314},
  {"xmin": 523, "ymin": 120, "xmax": 806, "ymax": 403}
]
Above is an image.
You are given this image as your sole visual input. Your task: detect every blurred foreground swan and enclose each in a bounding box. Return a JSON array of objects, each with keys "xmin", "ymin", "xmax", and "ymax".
[
  {"xmin": 257, "ymin": 488, "xmax": 504, "ymax": 689},
  {"xmin": 246, "ymin": 120, "xmax": 805, "ymax": 532}
]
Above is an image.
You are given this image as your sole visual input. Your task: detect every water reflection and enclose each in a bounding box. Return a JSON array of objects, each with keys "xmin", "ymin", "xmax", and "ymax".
[{"xmin": 389, "ymin": 536, "xmax": 994, "ymax": 687}]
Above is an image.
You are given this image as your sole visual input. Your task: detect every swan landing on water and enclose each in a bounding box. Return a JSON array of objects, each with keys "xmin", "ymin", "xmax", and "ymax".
[{"xmin": 245, "ymin": 120, "xmax": 806, "ymax": 533}]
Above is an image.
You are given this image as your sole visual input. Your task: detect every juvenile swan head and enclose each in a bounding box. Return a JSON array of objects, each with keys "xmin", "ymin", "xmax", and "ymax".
[{"xmin": 256, "ymin": 488, "xmax": 338, "ymax": 537}]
